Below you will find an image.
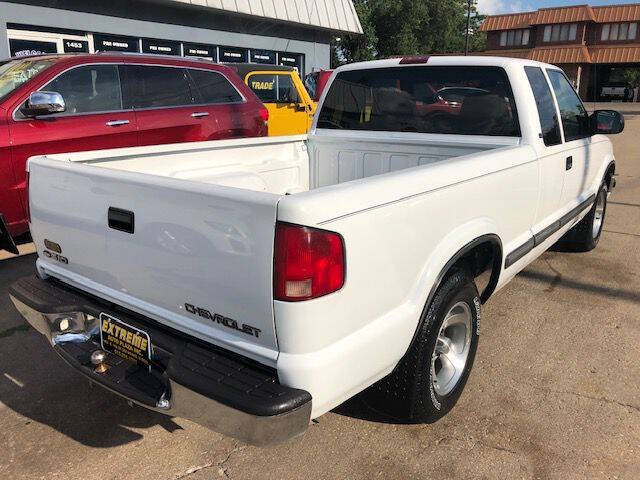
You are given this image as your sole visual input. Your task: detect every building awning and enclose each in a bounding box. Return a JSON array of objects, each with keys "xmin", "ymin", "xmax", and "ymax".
[
  {"xmin": 477, "ymin": 45, "xmax": 592, "ymax": 64},
  {"xmin": 480, "ymin": 3, "xmax": 640, "ymax": 32},
  {"xmin": 479, "ymin": 12, "xmax": 534, "ymax": 32},
  {"xmin": 530, "ymin": 46, "xmax": 592, "ymax": 64},
  {"xmin": 595, "ymin": 4, "xmax": 640, "ymax": 22},
  {"xmin": 531, "ymin": 5, "xmax": 596, "ymax": 25},
  {"xmin": 590, "ymin": 44, "xmax": 640, "ymax": 63},
  {"xmin": 165, "ymin": 0, "xmax": 363, "ymax": 34}
]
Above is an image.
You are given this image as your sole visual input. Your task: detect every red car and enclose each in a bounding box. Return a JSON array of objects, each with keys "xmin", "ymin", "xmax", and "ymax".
[
  {"xmin": 304, "ymin": 69, "xmax": 333, "ymax": 102},
  {"xmin": 0, "ymin": 53, "xmax": 268, "ymax": 251}
]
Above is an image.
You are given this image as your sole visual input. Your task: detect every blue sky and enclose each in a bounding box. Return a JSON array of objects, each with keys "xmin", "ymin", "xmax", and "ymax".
[{"xmin": 477, "ymin": 0, "xmax": 640, "ymax": 15}]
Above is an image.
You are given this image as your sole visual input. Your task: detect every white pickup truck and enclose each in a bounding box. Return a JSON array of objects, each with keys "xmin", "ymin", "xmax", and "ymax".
[{"xmin": 10, "ymin": 56, "xmax": 623, "ymax": 446}]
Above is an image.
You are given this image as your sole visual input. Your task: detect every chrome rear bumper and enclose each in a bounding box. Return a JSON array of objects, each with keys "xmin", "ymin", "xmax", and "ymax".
[{"xmin": 9, "ymin": 275, "xmax": 312, "ymax": 446}]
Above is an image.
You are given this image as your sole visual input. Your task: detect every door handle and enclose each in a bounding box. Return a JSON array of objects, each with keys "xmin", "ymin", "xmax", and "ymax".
[
  {"xmin": 108, "ymin": 207, "xmax": 134, "ymax": 234},
  {"xmin": 191, "ymin": 112, "xmax": 209, "ymax": 118},
  {"xmin": 566, "ymin": 156, "xmax": 573, "ymax": 170},
  {"xmin": 106, "ymin": 120, "xmax": 130, "ymax": 127}
]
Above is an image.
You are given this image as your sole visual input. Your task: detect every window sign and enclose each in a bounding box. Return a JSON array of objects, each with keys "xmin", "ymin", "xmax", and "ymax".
[
  {"xmin": 250, "ymin": 49, "xmax": 276, "ymax": 64},
  {"xmin": 93, "ymin": 34, "xmax": 139, "ymax": 53},
  {"xmin": 219, "ymin": 46, "xmax": 248, "ymax": 63},
  {"xmin": 63, "ymin": 39, "xmax": 89, "ymax": 53},
  {"xmin": 10, "ymin": 39, "xmax": 58, "ymax": 57},
  {"xmin": 183, "ymin": 42, "xmax": 217, "ymax": 61},
  {"xmin": 248, "ymin": 73, "xmax": 299, "ymax": 103},
  {"xmin": 278, "ymin": 52, "xmax": 304, "ymax": 75},
  {"xmin": 141, "ymin": 38, "xmax": 181, "ymax": 56}
]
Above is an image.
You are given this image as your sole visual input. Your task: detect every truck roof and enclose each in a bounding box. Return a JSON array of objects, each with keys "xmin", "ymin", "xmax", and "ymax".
[{"xmin": 334, "ymin": 55, "xmax": 561, "ymax": 72}]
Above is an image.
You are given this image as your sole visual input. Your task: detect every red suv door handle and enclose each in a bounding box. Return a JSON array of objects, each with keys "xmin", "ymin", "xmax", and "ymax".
[
  {"xmin": 106, "ymin": 120, "xmax": 130, "ymax": 127},
  {"xmin": 191, "ymin": 112, "xmax": 209, "ymax": 118}
]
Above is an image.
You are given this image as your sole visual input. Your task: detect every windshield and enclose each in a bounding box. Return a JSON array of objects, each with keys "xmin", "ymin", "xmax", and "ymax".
[{"xmin": 0, "ymin": 58, "xmax": 55, "ymax": 101}]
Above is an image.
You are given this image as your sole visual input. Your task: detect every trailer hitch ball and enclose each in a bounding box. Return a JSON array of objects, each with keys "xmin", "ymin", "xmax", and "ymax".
[{"xmin": 91, "ymin": 350, "xmax": 109, "ymax": 374}]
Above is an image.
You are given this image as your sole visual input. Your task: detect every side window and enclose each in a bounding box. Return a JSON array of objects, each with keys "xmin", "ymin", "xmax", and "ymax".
[
  {"xmin": 45, "ymin": 64, "xmax": 122, "ymax": 114},
  {"xmin": 524, "ymin": 66, "xmax": 562, "ymax": 146},
  {"xmin": 188, "ymin": 69, "xmax": 242, "ymax": 104},
  {"xmin": 276, "ymin": 74, "xmax": 298, "ymax": 103},
  {"xmin": 122, "ymin": 65, "xmax": 194, "ymax": 109},
  {"xmin": 304, "ymin": 72, "xmax": 318, "ymax": 100},
  {"xmin": 546, "ymin": 69, "xmax": 590, "ymax": 142},
  {"xmin": 248, "ymin": 74, "xmax": 299, "ymax": 103}
]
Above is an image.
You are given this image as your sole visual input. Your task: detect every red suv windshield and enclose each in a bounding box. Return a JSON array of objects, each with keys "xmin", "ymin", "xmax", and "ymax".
[{"xmin": 0, "ymin": 58, "xmax": 56, "ymax": 101}]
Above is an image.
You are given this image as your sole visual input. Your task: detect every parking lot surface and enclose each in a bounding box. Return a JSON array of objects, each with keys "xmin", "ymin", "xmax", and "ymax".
[{"xmin": 1, "ymin": 118, "xmax": 639, "ymax": 480}]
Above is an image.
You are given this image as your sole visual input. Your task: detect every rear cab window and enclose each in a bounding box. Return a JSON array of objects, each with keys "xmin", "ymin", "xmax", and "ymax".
[
  {"xmin": 317, "ymin": 65, "xmax": 520, "ymax": 136},
  {"xmin": 248, "ymin": 73, "xmax": 299, "ymax": 104}
]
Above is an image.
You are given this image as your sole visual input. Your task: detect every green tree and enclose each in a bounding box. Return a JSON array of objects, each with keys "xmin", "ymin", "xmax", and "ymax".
[
  {"xmin": 332, "ymin": 0, "xmax": 378, "ymax": 66},
  {"xmin": 332, "ymin": 0, "xmax": 486, "ymax": 67}
]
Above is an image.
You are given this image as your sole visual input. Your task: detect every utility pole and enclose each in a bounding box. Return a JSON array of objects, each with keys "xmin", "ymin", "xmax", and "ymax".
[{"xmin": 465, "ymin": 0, "xmax": 472, "ymax": 55}]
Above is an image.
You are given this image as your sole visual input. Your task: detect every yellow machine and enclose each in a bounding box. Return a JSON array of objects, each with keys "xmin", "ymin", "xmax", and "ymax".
[{"xmin": 226, "ymin": 64, "xmax": 316, "ymax": 136}]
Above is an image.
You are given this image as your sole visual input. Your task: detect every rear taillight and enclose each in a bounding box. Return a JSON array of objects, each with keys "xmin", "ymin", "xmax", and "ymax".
[
  {"xmin": 274, "ymin": 223, "xmax": 345, "ymax": 302},
  {"xmin": 259, "ymin": 106, "xmax": 269, "ymax": 124},
  {"xmin": 258, "ymin": 106, "xmax": 269, "ymax": 135},
  {"xmin": 25, "ymin": 171, "xmax": 31, "ymax": 223}
]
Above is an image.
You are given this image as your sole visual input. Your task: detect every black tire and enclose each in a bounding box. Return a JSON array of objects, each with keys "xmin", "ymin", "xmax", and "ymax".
[
  {"xmin": 558, "ymin": 182, "xmax": 608, "ymax": 252},
  {"xmin": 363, "ymin": 269, "xmax": 480, "ymax": 423}
]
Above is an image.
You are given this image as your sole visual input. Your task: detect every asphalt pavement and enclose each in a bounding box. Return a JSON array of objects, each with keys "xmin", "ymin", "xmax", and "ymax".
[{"xmin": 1, "ymin": 118, "xmax": 639, "ymax": 480}]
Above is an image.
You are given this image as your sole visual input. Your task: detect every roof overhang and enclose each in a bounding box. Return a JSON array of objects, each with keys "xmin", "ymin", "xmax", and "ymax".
[
  {"xmin": 481, "ymin": 4, "xmax": 640, "ymax": 32},
  {"xmin": 480, "ymin": 44, "xmax": 640, "ymax": 65},
  {"xmin": 163, "ymin": 0, "xmax": 363, "ymax": 34},
  {"xmin": 590, "ymin": 44, "xmax": 640, "ymax": 63}
]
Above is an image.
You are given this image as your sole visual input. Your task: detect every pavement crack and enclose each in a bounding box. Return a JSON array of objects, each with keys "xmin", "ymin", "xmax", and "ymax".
[
  {"xmin": 544, "ymin": 259, "xmax": 563, "ymax": 293},
  {"xmin": 216, "ymin": 442, "xmax": 247, "ymax": 479},
  {"xmin": 557, "ymin": 389, "xmax": 640, "ymax": 414},
  {"xmin": 517, "ymin": 380, "xmax": 640, "ymax": 414},
  {"xmin": 478, "ymin": 441, "xmax": 518, "ymax": 455},
  {"xmin": 173, "ymin": 442, "xmax": 246, "ymax": 479},
  {"xmin": 174, "ymin": 462, "xmax": 215, "ymax": 480}
]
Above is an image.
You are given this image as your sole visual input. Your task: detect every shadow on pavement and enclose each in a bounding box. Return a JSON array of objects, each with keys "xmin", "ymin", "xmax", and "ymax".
[
  {"xmin": 0, "ymin": 253, "xmax": 183, "ymax": 448},
  {"xmin": 518, "ymin": 269, "xmax": 640, "ymax": 305}
]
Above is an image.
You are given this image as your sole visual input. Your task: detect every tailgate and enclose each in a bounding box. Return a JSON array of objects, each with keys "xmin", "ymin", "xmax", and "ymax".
[{"xmin": 28, "ymin": 157, "xmax": 281, "ymax": 362}]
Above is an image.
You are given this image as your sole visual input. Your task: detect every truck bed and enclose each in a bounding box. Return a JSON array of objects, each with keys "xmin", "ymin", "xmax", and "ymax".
[{"xmin": 40, "ymin": 133, "xmax": 513, "ymax": 194}]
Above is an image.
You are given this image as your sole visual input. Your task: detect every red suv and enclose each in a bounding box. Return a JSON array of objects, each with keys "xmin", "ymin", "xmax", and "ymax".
[{"xmin": 0, "ymin": 53, "xmax": 268, "ymax": 251}]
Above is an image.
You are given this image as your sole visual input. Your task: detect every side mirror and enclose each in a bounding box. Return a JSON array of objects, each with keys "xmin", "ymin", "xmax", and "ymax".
[
  {"xmin": 20, "ymin": 91, "xmax": 66, "ymax": 117},
  {"xmin": 590, "ymin": 110, "xmax": 624, "ymax": 135}
]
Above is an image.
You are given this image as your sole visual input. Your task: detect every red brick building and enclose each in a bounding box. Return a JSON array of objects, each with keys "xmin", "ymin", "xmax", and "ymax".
[{"xmin": 479, "ymin": 4, "xmax": 640, "ymax": 100}]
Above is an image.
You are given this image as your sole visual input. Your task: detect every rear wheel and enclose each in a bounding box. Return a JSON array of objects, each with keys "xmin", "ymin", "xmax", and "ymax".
[
  {"xmin": 363, "ymin": 269, "xmax": 480, "ymax": 423},
  {"xmin": 558, "ymin": 182, "xmax": 608, "ymax": 252}
]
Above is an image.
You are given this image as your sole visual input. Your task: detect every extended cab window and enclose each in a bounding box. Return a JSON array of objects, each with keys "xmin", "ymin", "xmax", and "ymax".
[
  {"xmin": 123, "ymin": 65, "xmax": 194, "ymax": 109},
  {"xmin": 546, "ymin": 69, "xmax": 590, "ymax": 142},
  {"xmin": 524, "ymin": 66, "xmax": 561, "ymax": 146},
  {"xmin": 45, "ymin": 64, "xmax": 122, "ymax": 114},
  {"xmin": 248, "ymin": 74, "xmax": 299, "ymax": 103},
  {"xmin": 317, "ymin": 66, "xmax": 520, "ymax": 136},
  {"xmin": 188, "ymin": 69, "xmax": 242, "ymax": 104}
]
